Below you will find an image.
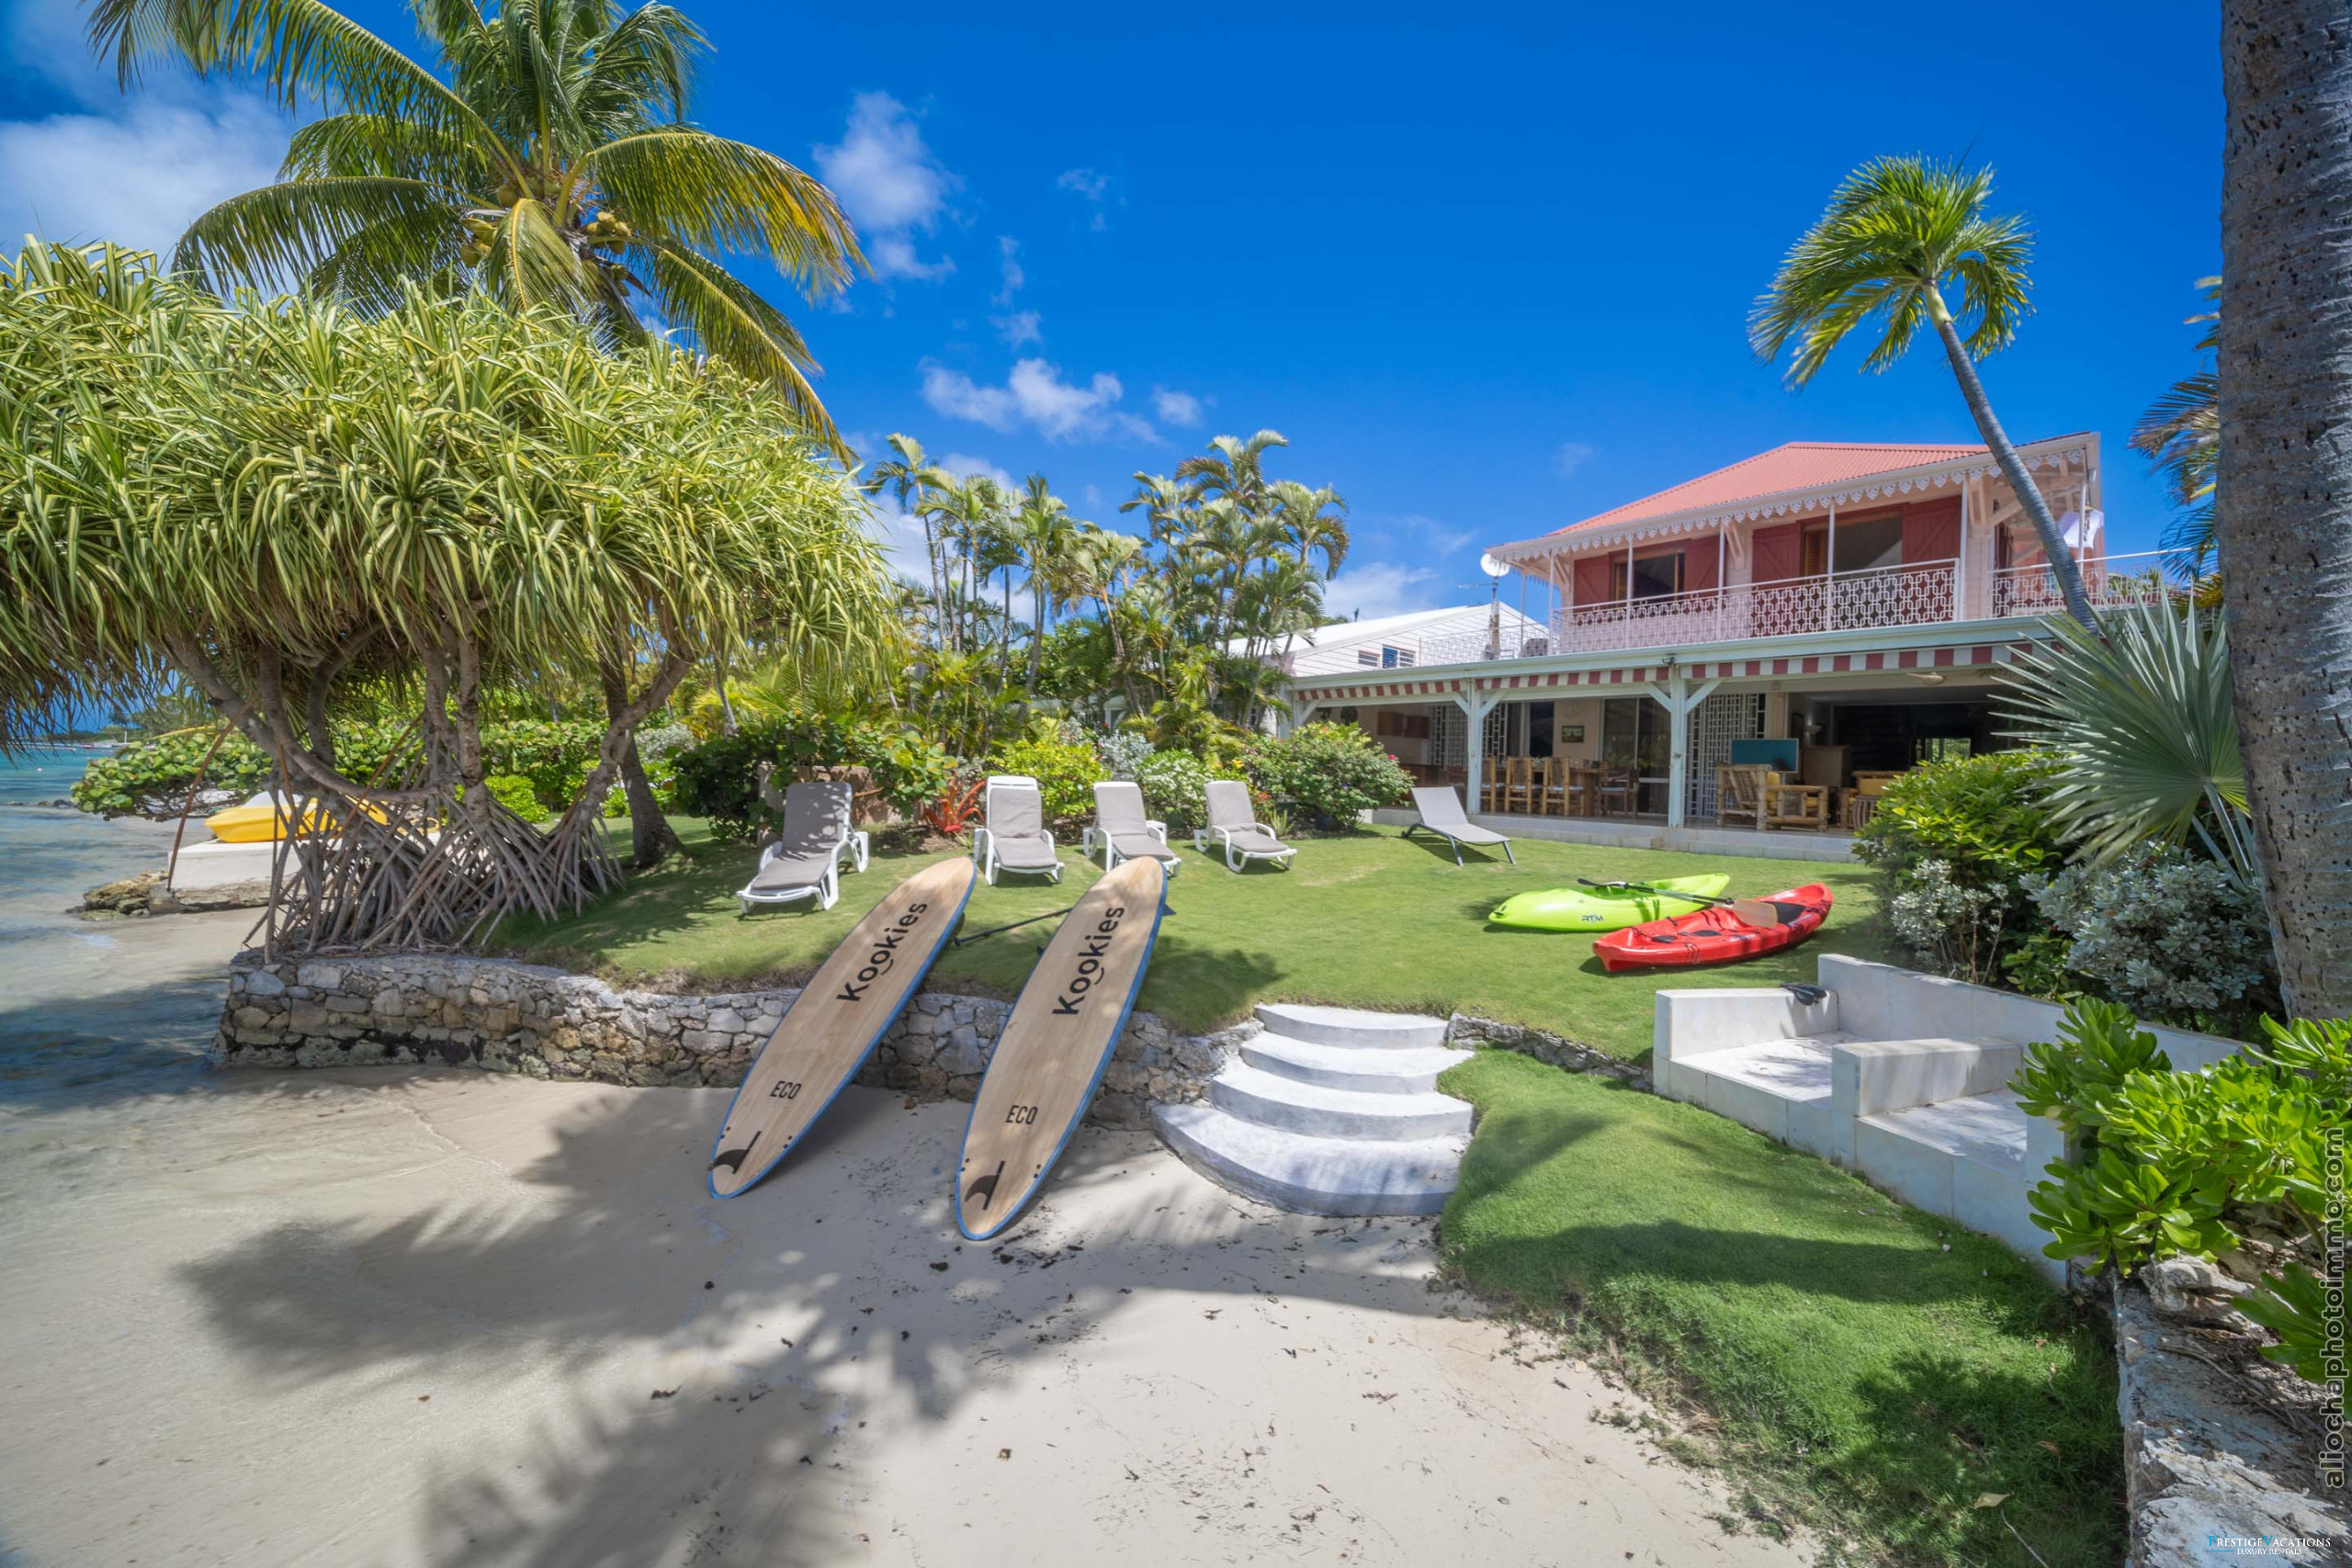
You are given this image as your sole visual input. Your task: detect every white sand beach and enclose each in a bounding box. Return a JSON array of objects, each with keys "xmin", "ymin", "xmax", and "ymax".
[{"xmin": 0, "ymin": 823, "xmax": 1805, "ymax": 1568}]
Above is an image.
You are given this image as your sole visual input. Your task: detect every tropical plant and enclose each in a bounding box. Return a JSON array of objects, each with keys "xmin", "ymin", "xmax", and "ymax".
[
  {"xmin": 2025, "ymin": 848, "xmax": 2277, "ymax": 1030},
  {"xmin": 1244, "ymin": 723, "xmax": 1412, "ymax": 828},
  {"xmin": 985, "ymin": 728, "xmax": 1105, "ymax": 832},
  {"xmin": 667, "ymin": 713, "xmax": 951, "ymax": 841},
  {"xmin": 1012, "ymin": 474, "xmax": 1076, "ymax": 698},
  {"xmin": 477, "ymin": 773, "xmax": 548, "ymax": 823},
  {"xmin": 1997, "ymin": 604, "xmax": 2254, "ymax": 885},
  {"xmin": 1750, "ymin": 155, "xmax": 2098, "ymax": 630},
  {"xmin": 2016, "ymin": 998, "xmax": 2345, "ymax": 1414},
  {"xmin": 2216, "ymin": 2, "xmax": 2352, "ymax": 1017},
  {"xmin": 861, "ymin": 434, "xmax": 949, "ymax": 642},
  {"xmin": 2130, "ymin": 278, "xmax": 2221, "ymax": 581},
  {"xmin": 0, "ymin": 243, "xmax": 889, "ymax": 947},
  {"xmin": 85, "ymin": 0, "xmax": 864, "ymax": 448},
  {"xmin": 1132, "ymin": 748, "xmax": 1238, "ymax": 834},
  {"xmin": 1854, "ymin": 750, "xmax": 2070, "ymax": 981}
]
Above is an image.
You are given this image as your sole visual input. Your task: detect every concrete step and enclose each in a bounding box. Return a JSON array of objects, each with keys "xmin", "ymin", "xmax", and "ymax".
[
  {"xmin": 1670, "ymin": 1035, "xmax": 1846, "ymax": 1159},
  {"xmin": 1252, "ymin": 1002, "xmax": 1449, "ymax": 1051},
  {"xmin": 1208, "ymin": 1062, "xmax": 1474, "ymax": 1140},
  {"xmin": 1856, "ymin": 1089, "xmax": 2059, "ymax": 1283},
  {"xmin": 1152, "ymin": 1102, "xmax": 1464, "ymax": 1216},
  {"xmin": 1239, "ymin": 1032, "xmax": 1474, "ymax": 1094}
]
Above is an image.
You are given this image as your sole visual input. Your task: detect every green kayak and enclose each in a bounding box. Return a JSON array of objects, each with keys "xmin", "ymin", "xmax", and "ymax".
[{"xmin": 1487, "ymin": 874, "xmax": 1732, "ymax": 932}]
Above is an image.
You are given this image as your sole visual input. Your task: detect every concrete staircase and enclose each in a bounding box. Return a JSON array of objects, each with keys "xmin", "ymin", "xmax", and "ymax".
[
  {"xmin": 1153, "ymin": 1003, "xmax": 1474, "ymax": 1215},
  {"xmin": 1656, "ymin": 955, "xmax": 2248, "ymax": 1285}
]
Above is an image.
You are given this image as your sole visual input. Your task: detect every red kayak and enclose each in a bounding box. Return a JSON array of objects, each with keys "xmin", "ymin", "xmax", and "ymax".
[{"xmin": 1592, "ymin": 884, "xmax": 1834, "ymax": 973}]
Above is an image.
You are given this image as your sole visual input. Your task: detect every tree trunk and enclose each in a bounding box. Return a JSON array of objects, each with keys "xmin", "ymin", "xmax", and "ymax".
[
  {"xmin": 2218, "ymin": 0, "xmax": 2352, "ymax": 1016},
  {"xmin": 1926, "ymin": 301, "xmax": 2102, "ymax": 632},
  {"xmin": 597, "ymin": 656, "xmax": 686, "ymax": 870}
]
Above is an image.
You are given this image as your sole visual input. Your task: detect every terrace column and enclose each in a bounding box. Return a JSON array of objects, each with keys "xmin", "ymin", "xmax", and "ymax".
[
  {"xmin": 1452, "ymin": 687, "xmax": 1498, "ymax": 813},
  {"xmin": 1647, "ymin": 674, "xmax": 1721, "ymax": 829},
  {"xmin": 1286, "ymin": 698, "xmax": 1320, "ymax": 737}
]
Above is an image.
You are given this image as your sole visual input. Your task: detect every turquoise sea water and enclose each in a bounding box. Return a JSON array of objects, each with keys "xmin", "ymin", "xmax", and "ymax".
[{"xmin": 0, "ymin": 749, "xmax": 233, "ymax": 1100}]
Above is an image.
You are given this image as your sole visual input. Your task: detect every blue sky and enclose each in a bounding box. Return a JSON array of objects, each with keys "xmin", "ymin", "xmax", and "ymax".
[{"xmin": 0, "ymin": 0, "xmax": 2219, "ymax": 623}]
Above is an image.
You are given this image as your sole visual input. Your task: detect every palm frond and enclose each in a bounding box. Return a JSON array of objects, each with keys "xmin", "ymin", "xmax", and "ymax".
[
  {"xmin": 174, "ymin": 175, "xmax": 459, "ymax": 296},
  {"xmin": 584, "ymin": 130, "xmax": 860, "ymax": 293},
  {"xmin": 632, "ymin": 231, "xmax": 840, "ymax": 457},
  {"xmin": 282, "ymin": 111, "xmax": 500, "ymax": 192},
  {"xmin": 1998, "ymin": 604, "xmax": 2255, "ymax": 885}
]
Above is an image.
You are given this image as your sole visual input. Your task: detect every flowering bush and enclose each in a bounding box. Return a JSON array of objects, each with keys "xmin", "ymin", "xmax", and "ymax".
[
  {"xmin": 1244, "ymin": 723, "xmax": 1413, "ymax": 828},
  {"xmin": 1855, "ymin": 751, "xmax": 2069, "ymax": 981},
  {"xmin": 2024, "ymin": 848, "xmax": 2276, "ymax": 1030},
  {"xmin": 985, "ymin": 732, "xmax": 1107, "ymax": 832}
]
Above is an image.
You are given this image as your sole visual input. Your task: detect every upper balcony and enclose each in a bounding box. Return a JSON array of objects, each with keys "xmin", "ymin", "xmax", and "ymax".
[{"xmin": 1410, "ymin": 548, "xmax": 2190, "ymax": 668}]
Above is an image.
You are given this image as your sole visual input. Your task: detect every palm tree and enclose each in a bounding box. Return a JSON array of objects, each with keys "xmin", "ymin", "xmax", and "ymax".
[
  {"xmin": 1750, "ymin": 155, "xmax": 2098, "ymax": 630},
  {"xmin": 1177, "ymin": 429, "xmax": 1288, "ymax": 514},
  {"xmin": 862, "ymin": 433, "xmax": 949, "ymax": 640},
  {"xmin": 87, "ymin": 0, "xmax": 863, "ymax": 449},
  {"xmin": 2131, "ymin": 278, "xmax": 2221, "ymax": 577},
  {"xmin": 919, "ymin": 473, "xmax": 1006, "ymax": 654},
  {"xmin": 1272, "ymin": 479, "xmax": 1350, "ymax": 576},
  {"xmin": 2217, "ymin": 0, "xmax": 2352, "ymax": 1015},
  {"xmin": 1012, "ymin": 475, "xmax": 1074, "ymax": 698}
]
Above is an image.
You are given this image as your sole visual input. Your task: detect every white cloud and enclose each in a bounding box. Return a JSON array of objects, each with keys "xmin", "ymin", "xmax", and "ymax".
[
  {"xmin": 1057, "ymin": 166, "xmax": 1113, "ymax": 229},
  {"xmin": 990, "ymin": 309, "xmax": 1042, "ymax": 347},
  {"xmin": 0, "ymin": 96, "xmax": 288, "ymax": 255},
  {"xmin": 815, "ymin": 92, "xmax": 958, "ymax": 281},
  {"xmin": 1554, "ymin": 440, "xmax": 1599, "ymax": 478},
  {"xmin": 1391, "ymin": 512, "xmax": 1475, "ymax": 556},
  {"xmin": 921, "ymin": 357, "xmax": 1157, "ymax": 444},
  {"xmin": 991, "ymin": 235, "xmax": 1023, "ymax": 304},
  {"xmin": 1151, "ymin": 386, "xmax": 1204, "ymax": 426},
  {"xmin": 1320, "ymin": 562, "xmax": 1443, "ymax": 624},
  {"xmin": 934, "ymin": 451, "xmax": 1016, "ymax": 491},
  {"xmin": 861, "ymin": 491, "xmax": 932, "ymax": 583}
]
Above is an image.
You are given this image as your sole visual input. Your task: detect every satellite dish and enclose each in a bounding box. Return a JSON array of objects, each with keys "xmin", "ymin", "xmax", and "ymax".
[{"xmin": 1478, "ymin": 552, "xmax": 1509, "ymax": 578}]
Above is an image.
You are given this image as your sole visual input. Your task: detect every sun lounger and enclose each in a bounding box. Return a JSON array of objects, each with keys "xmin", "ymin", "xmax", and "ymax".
[
  {"xmin": 971, "ymin": 777, "xmax": 1062, "ymax": 885},
  {"xmin": 1084, "ymin": 781, "xmax": 1182, "ymax": 875},
  {"xmin": 1193, "ymin": 779, "xmax": 1295, "ymax": 873},
  {"xmin": 738, "ymin": 780, "xmax": 869, "ymax": 913},
  {"xmin": 1402, "ymin": 784, "xmax": 1516, "ymax": 865}
]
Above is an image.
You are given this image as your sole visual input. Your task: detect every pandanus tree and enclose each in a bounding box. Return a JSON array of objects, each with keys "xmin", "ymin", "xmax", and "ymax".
[
  {"xmin": 1751, "ymin": 155, "xmax": 2099, "ymax": 631},
  {"xmin": 0, "ymin": 243, "xmax": 888, "ymax": 951},
  {"xmin": 85, "ymin": 0, "xmax": 863, "ymax": 450}
]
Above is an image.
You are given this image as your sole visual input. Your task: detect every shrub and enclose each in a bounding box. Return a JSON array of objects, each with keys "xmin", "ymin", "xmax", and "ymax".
[
  {"xmin": 986, "ymin": 731, "xmax": 1106, "ymax": 832},
  {"xmin": 2016, "ymin": 1002, "xmax": 2346, "ymax": 1416},
  {"xmin": 1095, "ymin": 729, "xmax": 1154, "ymax": 783},
  {"xmin": 669, "ymin": 713, "xmax": 955, "ymax": 842},
  {"xmin": 69, "ymin": 717, "xmax": 607, "ymax": 817},
  {"xmin": 558, "ymin": 761, "xmax": 628, "ymax": 818},
  {"xmin": 1132, "ymin": 749, "xmax": 1239, "ymax": 834},
  {"xmin": 2023, "ymin": 848, "xmax": 2276, "ymax": 1031},
  {"xmin": 477, "ymin": 774, "xmax": 548, "ymax": 823},
  {"xmin": 1854, "ymin": 750, "xmax": 2069, "ymax": 979},
  {"xmin": 1244, "ymin": 723, "xmax": 1412, "ymax": 828}
]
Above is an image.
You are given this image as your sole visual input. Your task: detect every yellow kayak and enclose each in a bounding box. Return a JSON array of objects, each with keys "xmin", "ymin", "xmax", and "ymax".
[{"xmin": 204, "ymin": 792, "xmax": 383, "ymax": 841}]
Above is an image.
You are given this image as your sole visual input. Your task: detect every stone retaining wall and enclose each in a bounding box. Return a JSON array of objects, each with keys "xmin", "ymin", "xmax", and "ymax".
[{"xmin": 214, "ymin": 953, "xmax": 1252, "ymax": 1131}]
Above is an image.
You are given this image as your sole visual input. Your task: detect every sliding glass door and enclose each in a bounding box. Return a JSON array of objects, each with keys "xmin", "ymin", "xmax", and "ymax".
[{"xmin": 1600, "ymin": 697, "xmax": 1670, "ymax": 814}]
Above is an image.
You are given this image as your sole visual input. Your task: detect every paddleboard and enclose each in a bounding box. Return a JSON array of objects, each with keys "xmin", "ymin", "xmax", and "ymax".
[
  {"xmin": 707, "ymin": 855, "xmax": 978, "ymax": 1198},
  {"xmin": 955, "ymin": 856, "xmax": 1166, "ymax": 1241}
]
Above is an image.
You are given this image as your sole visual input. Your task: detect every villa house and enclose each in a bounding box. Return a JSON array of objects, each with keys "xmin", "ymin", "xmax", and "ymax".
[{"xmin": 1284, "ymin": 433, "xmax": 2173, "ymax": 860}]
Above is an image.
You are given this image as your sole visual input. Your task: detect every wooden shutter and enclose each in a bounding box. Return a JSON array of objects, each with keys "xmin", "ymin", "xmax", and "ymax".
[
  {"xmin": 1751, "ymin": 523, "xmax": 1803, "ymax": 583},
  {"xmin": 1902, "ymin": 497, "xmax": 1962, "ymax": 562},
  {"xmin": 1681, "ymin": 535, "xmax": 1721, "ymax": 593},
  {"xmin": 1572, "ymin": 556, "xmax": 1612, "ymax": 606}
]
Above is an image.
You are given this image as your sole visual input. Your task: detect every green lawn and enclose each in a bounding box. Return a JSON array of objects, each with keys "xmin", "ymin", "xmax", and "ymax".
[
  {"xmin": 1438, "ymin": 1051, "xmax": 2123, "ymax": 1565},
  {"xmin": 505, "ymin": 818, "xmax": 1897, "ymax": 1055}
]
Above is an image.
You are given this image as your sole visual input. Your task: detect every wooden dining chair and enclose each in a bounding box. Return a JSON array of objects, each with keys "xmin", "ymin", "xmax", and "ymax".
[
  {"xmin": 1504, "ymin": 756, "xmax": 1536, "ymax": 815},
  {"xmin": 1536, "ymin": 757, "xmax": 1567, "ymax": 817},
  {"xmin": 1596, "ymin": 763, "xmax": 1639, "ymax": 817}
]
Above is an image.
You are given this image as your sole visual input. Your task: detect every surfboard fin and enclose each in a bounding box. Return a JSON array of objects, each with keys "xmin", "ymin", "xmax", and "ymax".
[
  {"xmin": 964, "ymin": 1159, "xmax": 1006, "ymax": 1211},
  {"xmin": 710, "ymin": 1130, "xmax": 763, "ymax": 1175}
]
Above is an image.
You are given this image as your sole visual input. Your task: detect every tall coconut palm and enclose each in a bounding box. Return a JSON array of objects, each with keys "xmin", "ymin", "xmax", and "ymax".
[
  {"xmin": 86, "ymin": 0, "xmax": 863, "ymax": 450},
  {"xmin": 1750, "ymin": 155, "xmax": 2098, "ymax": 630},
  {"xmin": 2218, "ymin": 1, "xmax": 2352, "ymax": 1015},
  {"xmin": 1177, "ymin": 429, "xmax": 1288, "ymax": 515},
  {"xmin": 861, "ymin": 433, "xmax": 949, "ymax": 640}
]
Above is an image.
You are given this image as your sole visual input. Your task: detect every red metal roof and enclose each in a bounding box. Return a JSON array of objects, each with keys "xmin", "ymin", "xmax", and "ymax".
[{"xmin": 1555, "ymin": 440, "xmax": 1990, "ymax": 536}]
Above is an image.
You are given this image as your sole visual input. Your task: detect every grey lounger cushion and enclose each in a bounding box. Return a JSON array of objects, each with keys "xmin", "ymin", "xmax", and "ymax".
[
  {"xmin": 1096, "ymin": 782, "xmax": 1182, "ymax": 864},
  {"xmin": 987, "ymin": 784, "xmax": 1059, "ymax": 870},
  {"xmin": 1203, "ymin": 780, "xmax": 1292, "ymax": 857}
]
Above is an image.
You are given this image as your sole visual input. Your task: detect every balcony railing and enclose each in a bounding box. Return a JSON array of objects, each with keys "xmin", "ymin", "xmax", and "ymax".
[{"xmin": 1407, "ymin": 549, "xmax": 2189, "ymax": 668}]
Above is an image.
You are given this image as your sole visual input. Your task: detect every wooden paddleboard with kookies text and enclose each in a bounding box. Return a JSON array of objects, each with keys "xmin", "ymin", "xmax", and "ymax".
[
  {"xmin": 707, "ymin": 856, "xmax": 978, "ymax": 1198},
  {"xmin": 956, "ymin": 856, "xmax": 1167, "ymax": 1240}
]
